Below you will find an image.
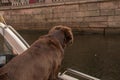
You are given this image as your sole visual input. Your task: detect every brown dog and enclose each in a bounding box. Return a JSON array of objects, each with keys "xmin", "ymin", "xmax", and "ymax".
[{"xmin": 0, "ymin": 25, "xmax": 73, "ymax": 80}]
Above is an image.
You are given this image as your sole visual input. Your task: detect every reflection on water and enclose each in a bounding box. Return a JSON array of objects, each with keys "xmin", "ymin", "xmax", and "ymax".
[{"xmin": 4, "ymin": 30, "xmax": 120, "ymax": 80}]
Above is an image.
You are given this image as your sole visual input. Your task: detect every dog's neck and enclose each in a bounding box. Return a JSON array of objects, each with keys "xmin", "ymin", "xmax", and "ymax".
[{"xmin": 49, "ymin": 30, "xmax": 66, "ymax": 49}]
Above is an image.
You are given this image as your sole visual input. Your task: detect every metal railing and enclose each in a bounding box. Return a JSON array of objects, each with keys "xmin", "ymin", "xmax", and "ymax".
[
  {"xmin": 0, "ymin": 0, "xmax": 99, "ymax": 7},
  {"xmin": 0, "ymin": 22, "xmax": 30, "ymax": 54},
  {"xmin": 0, "ymin": 0, "xmax": 45, "ymax": 6},
  {"xmin": 59, "ymin": 68, "xmax": 101, "ymax": 80}
]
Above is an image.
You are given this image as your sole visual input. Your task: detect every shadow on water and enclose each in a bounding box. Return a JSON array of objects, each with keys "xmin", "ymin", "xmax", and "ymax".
[{"xmin": 1, "ymin": 30, "xmax": 120, "ymax": 80}]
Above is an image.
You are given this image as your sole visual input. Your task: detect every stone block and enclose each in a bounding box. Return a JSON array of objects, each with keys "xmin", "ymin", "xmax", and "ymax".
[
  {"xmin": 47, "ymin": 18, "xmax": 54, "ymax": 22},
  {"xmin": 59, "ymin": 18, "xmax": 67, "ymax": 22},
  {"xmin": 71, "ymin": 17, "xmax": 83, "ymax": 22},
  {"xmin": 57, "ymin": 6, "xmax": 65, "ymax": 13},
  {"xmin": 79, "ymin": 4, "xmax": 88, "ymax": 11},
  {"xmin": 53, "ymin": 13, "xmax": 62, "ymax": 18},
  {"xmin": 84, "ymin": 16, "xmax": 108, "ymax": 22},
  {"xmin": 105, "ymin": 28, "xmax": 120, "ymax": 34},
  {"xmin": 87, "ymin": 3, "xmax": 100, "ymax": 10},
  {"xmin": 46, "ymin": 13, "xmax": 53, "ymax": 18},
  {"xmin": 75, "ymin": 12, "xmax": 86, "ymax": 17},
  {"xmin": 115, "ymin": 9, "xmax": 120, "ymax": 15},
  {"xmin": 100, "ymin": 1, "xmax": 118, "ymax": 10},
  {"xmin": 64, "ymin": 17, "xmax": 73, "ymax": 22},
  {"xmin": 62, "ymin": 12, "xmax": 73, "ymax": 18},
  {"xmin": 52, "ymin": 6, "xmax": 65, "ymax": 13},
  {"xmin": 64, "ymin": 5, "xmax": 79, "ymax": 12},
  {"xmin": 85, "ymin": 10, "xmax": 100, "ymax": 17},
  {"xmin": 101, "ymin": 9, "xmax": 115, "ymax": 16},
  {"xmin": 89, "ymin": 22, "xmax": 108, "ymax": 28},
  {"xmin": 108, "ymin": 16, "xmax": 120, "ymax": 22},
  {"xmin": 118, "ymin": 1, "xmax": 120, "ymax": 8},
  {"xmin": 76, "ymin": 27, "xmax": 104, "ymax": 34},
  {"xmin": 51, "ymin": 18, "xmax": 61, "ymax": 22},
  {"xmin": 79, "ymin": 22, "xmax": 89, "ymax": 27},
  {"xmin": 43, "ymin": 8, "xmax": 53, "ymax": 14},
  {"xmin": 108, "ymin": 21, "xmax": 120, "ymax": 27}
]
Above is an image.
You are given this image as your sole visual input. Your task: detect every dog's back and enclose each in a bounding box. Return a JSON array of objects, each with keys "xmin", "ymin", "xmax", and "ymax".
[{"xmin": 0, "ymin": 35, "xmax": 63, "ymax": 80}]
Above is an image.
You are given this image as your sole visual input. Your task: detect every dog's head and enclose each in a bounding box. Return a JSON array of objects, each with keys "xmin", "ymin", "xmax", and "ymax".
[{"xmin": 49, "ymin": 25, "xmax": 73, "ymax": 48}]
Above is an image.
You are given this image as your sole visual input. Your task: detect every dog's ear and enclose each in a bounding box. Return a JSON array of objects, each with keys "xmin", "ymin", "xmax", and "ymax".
[
  {"xmin": 49, "ymin": 25, "xmax": 73, "ymax": 47},
  {"xmin": 60, "ymin": 26, "xmax": 73, "ymax": 47}
]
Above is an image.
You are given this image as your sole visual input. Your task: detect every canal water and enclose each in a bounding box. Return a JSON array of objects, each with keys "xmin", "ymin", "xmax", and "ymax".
[{"xmin": 1, "ymin": 30, "xmax": 120, "ymax": 80}]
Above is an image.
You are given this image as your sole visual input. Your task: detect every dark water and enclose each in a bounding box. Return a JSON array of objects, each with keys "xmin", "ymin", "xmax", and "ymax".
[
  {"xmin": 0, "ymin": 35, "xmax": 4, "ymax": 53},
  {"xmin": 1, "ymin": 30, "xmax": 120, "ymax": 80}
]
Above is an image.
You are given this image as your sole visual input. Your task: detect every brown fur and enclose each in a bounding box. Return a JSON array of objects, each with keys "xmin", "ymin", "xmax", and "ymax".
[{"xmin": 0, "ymin": 25, "xmax": 73, "ymax": 80}]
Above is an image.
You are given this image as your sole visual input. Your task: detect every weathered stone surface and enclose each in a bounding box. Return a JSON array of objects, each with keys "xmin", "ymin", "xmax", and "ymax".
[
  {"xmin": 85, "ymin": 10, "xmax": 100, "ymax": 17},
  {"xmin": 64, "ymin": 5, "xmax": 79, "ymax": 12},
  {"xmin": 79, "ymin": 22, "xmax": 89, "ymax": 27},
  {"xmin": 87, "ymin": 3, "xmax": 100, "ymax": 10},
  {"xmin": 79, "ymin": 4, "xmax": 88, "ymax": 11},
  {"xmin": 52, "ymin": 6, "xmax": 65, "ymax": 13},
  {"xmin": 108, "ymin": 16, "xmax": 120, "ymax": 22},
  {"xmin": 100, "ymin": 1, "xmax": 118, "ymax": 10},
  {"xmin": 118, "ymin": 1, "xmax": 120, "ymax": 8},
  {"xmin": 89, "ymin": 22, "xmax": 108, "ymax": 27},
  {"xmin": 115, "ymin": 9, "xmax": 120, "ymax": 15},
  {"xmin": 108, "ymin": 21, "xmax": 120, "ymax": 27},
  {"xmin": 75, "ymin": 12, "xmax": 86, "ymax": 17},
  {"xmin": 0, "ymin": 0, "xmax": 120, "ymax": 34},
  {"xmin": 101, "ymin": 9, "xmax": 115, "ymax": 16},
  {"xmin": 105, "ymin": 28, "xmax": 120, "ymax": 34},
  {"xmin": 84, "ymin": 16, "xmax": 107, "ymax": 22},
  {"xmin": 76, "ymin": 27, "xmax": 104, "ymax": 34},
  {"xmin": 72, "ymin": 17, "xmax": 83, "ymax": 22}
]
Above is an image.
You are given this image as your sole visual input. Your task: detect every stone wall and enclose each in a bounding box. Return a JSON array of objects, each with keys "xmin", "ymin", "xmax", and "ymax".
[{"xmin": 0, "ymin": 0, "xmax": 120, "ymax": 34}]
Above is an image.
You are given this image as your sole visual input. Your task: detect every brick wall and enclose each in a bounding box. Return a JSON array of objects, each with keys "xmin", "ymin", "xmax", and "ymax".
[{"xmin": 0, "ymin": 0, "xmax": 120, "ymax": 34}]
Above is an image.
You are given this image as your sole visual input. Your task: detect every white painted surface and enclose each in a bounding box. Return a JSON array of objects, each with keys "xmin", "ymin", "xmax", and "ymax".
[{"xmin": 0, "ymin": 22, "xmax": 29, "ymax": 54}]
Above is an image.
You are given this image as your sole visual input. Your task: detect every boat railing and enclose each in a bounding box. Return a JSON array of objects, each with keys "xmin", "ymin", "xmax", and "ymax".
[
  {"xmin": 59, "ymin": 68, "xmax": 101, "ymax": 80},
  {"xmin": 8, "ymin": 25, "xmax": 30, "ymax": 48},
  {"xmin": 0, "ymin": 22, "xmax": 30, "ymax": 55}
]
